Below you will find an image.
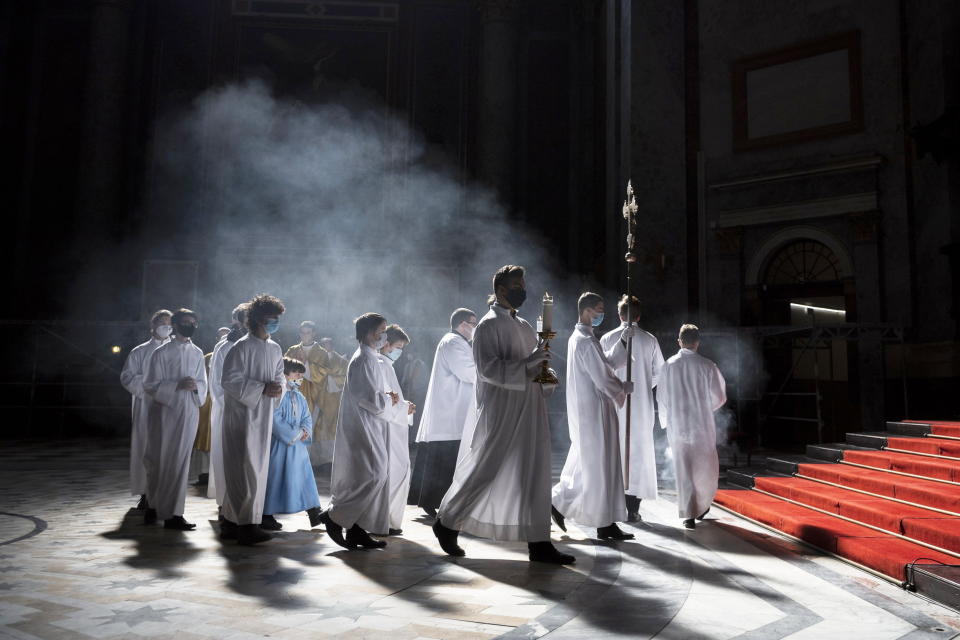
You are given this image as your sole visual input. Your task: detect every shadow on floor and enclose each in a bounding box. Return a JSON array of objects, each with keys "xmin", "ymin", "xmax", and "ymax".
[{"xmin": 100, "ymin": 509, "xmax": 203, "ymax": 579}]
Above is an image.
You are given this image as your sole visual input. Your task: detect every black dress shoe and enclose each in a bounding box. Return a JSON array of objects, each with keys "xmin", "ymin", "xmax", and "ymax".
[
  {"xmin": 682, "ymin": 519, "xmax": 696, "ymax": 529},
  {"xmin": 551, "ymin": 505, "xmax": 567, "ymax": 533},
  {"xmin": 528, "ymin": 541, "xmax": 575, "ymax": 565},
  {"xmin": 423, "ymin": 506, "xmax": 438, "ymax": 518},
  {"xmin": 696, "ymin": 508, "xmax": 710, "ymax": 521},
  {"xmin": 596, "ymin": 523, "xmax": 635, "ymax": 541},
  {"xmin": 136, "ymin": 495, "xmax": 149, "ymax": 511},
  {"xmin": 260, "ymin": 515, "xmax": 283, "ymax": 531},
  {"xmin": 164, "ymin": 516, "xmax": 196, "ymax": 531},
  {"xmin": 307, "ymin": 507, "xmax": 322, "ymax": 528},
  {"xmin": 388, "ymin": 528, "xmax": 403, "ymax": 536},
  {"xmin": 433, "ymin": 519, "xmax": 465, "ymax": 557},
  {"xmin": 319, "ymin": 510, "xmax": 355, "ymax": 549},
  {"xmin": 237, "ymin": 524, "xmax": 272, "ymax": 545},
  {"xmin": 143, "ymin": 508, "xmax": 158, "ymax": 525},
  {"xmin": 346, "ymin": 525, "xmax": 387, "ymax": 549},
  {"xmin": 219, "ymin": 519, "xmax": 238, "ymax": 540}
]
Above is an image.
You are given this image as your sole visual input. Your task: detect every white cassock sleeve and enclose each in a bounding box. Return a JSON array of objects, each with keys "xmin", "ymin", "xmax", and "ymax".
[
  {"xmin": 222, "ymin": 344, "xmax": 264, "ymax": 410},
  {"xmin": 144, "ymin": 348, "xmax": 178, "ymax": 407},
  {"xmin": 120, "ymin": 349, "xmax": 145, "ymax": 397},
  {"xmin": 192, "ymin": 350, "xmax": 208, "ymax": 408},
  {"xmin": 209, "ymin": 341, "xmax": 228, "ymax": 402},
  {"xmin": 650, "ymin": 341, "xmax": 665, "ymax": 389},
  {"xmin": 353, "ymin": 359, "xmax": 393, "ymax": 419},
  {"xmin": 448, "ymin": 340, "xmax": 477, "ymax": 384},
  {"xmin": 710, "ymin": 364, "xmax": 727, "ymax": 411},
  {"xmin": 381, "ymin": 363, "xmax": 410, "ymax": 426},
  {"xmin": 475, "ymin": 322, "xmax": 528, "ymax": 391},
  {"xmin": 603, "ymin": 330, "xmax": 629, "ymax": 371},
  {"xmin": 583, "ymin": 343, "xmax": 628, "ymax": 409},
  {"xmin": 658, "ymin": 369, "xmax": 672, "ymax": 431}
]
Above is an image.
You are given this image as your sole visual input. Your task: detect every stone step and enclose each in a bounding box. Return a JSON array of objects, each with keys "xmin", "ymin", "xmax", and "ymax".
[
  {"xmin": 845, "ymin": 432, "xmax": 888, "ymax": 449},
  {"xmin": 886, "ymin": 421, "xmax": 931, "ymax": 436}
]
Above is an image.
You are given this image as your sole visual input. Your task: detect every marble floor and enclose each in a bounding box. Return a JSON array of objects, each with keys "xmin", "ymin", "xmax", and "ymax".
[{"xmin": 1, "ymin": 441, "xmax": 960, "ymax": 639}]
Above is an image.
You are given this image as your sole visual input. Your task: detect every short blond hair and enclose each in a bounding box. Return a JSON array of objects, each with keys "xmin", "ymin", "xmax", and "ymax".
[{"xmin": 679, "ymin": 324, "xmax": 700, "ymax": 345}]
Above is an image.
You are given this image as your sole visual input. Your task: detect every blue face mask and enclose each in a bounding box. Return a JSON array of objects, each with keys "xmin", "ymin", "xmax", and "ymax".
[
  {"xmin": 591, "ymin": 312, "xmax": 605, "ymax": 327},
  {"xmin": 264, "ymin": 318, "xmax": 280, "ymax": 335},
  {"xmin": 385, "ymin": 349, "xmax": 402, "ymax": 362}
]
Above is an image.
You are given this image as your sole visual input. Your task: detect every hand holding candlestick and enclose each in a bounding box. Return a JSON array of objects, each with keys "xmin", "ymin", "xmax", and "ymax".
[{"xmin": 534, "ymin": 292, "xmax": 559, "ymax": 385}]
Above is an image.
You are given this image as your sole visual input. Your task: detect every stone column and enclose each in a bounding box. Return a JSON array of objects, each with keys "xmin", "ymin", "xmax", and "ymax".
[
  {"xmin": 76, "ymin": 0, "xmax": 130, "ymax": 236},
  {"xmin": 476, "ymin": 0, "xmax": 519, "ymax": 207},
  {"xmin": 850, "ymin": 212, "xmax": 885, "ymax": 430}
]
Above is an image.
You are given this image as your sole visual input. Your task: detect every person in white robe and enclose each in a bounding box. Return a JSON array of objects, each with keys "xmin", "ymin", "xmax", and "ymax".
[
  {"xmin": 600, "ymin": 295, "xmax": 664, "ymax": 521},
  {"xmin": 220, "ymin": 294, "xmax": 286, "ymax": 545},
  {"xmin": 379, "ymin": 324, "xmax": 416, "ymax": 535},
  {"xmin": 320, "ymin": 313, "xmax": 409, "ymax": 550},
  {"xmin": 657, "ymin": 324, "xmax": 727, "ymax": 528},
  {"xmin": 551, "ymin": 293, "xmax": 635, "ymax": 540},
  {"xmin": 410, "ymin": 308, "xmax": 477, "ymax": 517},
  {"xmin": 207, "ymin": 303, "xmax": 249, "ymax": 505},
  {"xmin": 142, "ymin": 309, "xmax": 207, "ymax": 530},
  {"xmin": 434, "ymin": 264, "xmax": 575, "ymax": 564},
  {"xmin": 120, "ymin": 309, "xmax": 172, "ymax": 508}
]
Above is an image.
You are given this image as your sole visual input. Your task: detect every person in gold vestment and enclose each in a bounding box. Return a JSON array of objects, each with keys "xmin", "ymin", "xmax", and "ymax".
[
  {"xmin": 285, "ymin": 321, "xmax": 347, "ymax": 467},
  {"xmin": 191, "ymin": 328, "xmax": 228, "ymax": 487}
]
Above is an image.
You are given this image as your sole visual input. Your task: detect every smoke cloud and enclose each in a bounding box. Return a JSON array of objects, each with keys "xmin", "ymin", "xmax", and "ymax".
[{"xmin": 145, "ymin": 80, "xmax": 588, "ymax": 356}]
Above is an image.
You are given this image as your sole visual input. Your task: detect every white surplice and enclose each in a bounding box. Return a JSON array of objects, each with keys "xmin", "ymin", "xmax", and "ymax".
[
  {"xmin": 328, "ymin": 345, "xmax": 407, "ymax": 533},
  {"xmin": 120, "ymin": 336, "xmax": 168, "ymax": 496},
  {"xmin": 382, "ymin": 358, "xmax": 411, "ymax": 531},
  {"xmin": 206, "ymin": 336, "xmax": 235, "ymax": 503},
  {"xmin": 142, "ymin": 338, "xmax": 207, "ymax": 520},
  {"xmin": 415, "ymin": 332, "xmax": 476, "ymax": 443},
  {"xmin": 220, "ymin": 333, "xmax": 284, "ymax": 526},
  {"xmin": 439, "ymin": 304, "xmax": 553, "ymax": 542},
  {"xmin": 552, "ymin": 324, "xmax": 630, "ymax": 527},
  {"xmin": 600, "ymin": 322, "xmax": 665, "ymax": 499},
  {"xmin": 657, "ymin": 348, "xmax": 727, "ymax": 519}
]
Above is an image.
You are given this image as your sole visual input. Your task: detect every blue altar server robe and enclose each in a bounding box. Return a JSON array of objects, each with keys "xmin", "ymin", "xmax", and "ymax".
[{"xmin": 264, "ymin": 386, "xmax": 322, "ymax": 515}]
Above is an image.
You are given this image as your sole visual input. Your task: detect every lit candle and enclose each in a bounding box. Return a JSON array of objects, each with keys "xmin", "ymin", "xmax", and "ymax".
[{"xmin": 541, "ymin": 292, "xmax": 553, "ymax": 333}]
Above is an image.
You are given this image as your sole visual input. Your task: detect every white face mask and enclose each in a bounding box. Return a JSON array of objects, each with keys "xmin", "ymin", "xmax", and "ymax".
[
  {"xmin": 155, "ymin": 325, "xmax": 173, "ymax": 339},
  {"xmin": 374, "ymin": 333, "xmax": 388, "ymax": 349}
]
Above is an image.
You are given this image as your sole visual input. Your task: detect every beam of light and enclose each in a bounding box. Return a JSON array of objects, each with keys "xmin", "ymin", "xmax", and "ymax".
[{"xmin": 790, "ymin": 302, "xmax": 846, "ymax": 315}]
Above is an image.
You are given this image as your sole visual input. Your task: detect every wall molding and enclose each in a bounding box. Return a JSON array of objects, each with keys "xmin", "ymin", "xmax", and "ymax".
[
  {"xmin": 716, "ymin": 191, "xmax": 877, "ymax": 229},
  {"xmin": 232, "ymin": 0, "xmax": 399, "ymax": 23}
]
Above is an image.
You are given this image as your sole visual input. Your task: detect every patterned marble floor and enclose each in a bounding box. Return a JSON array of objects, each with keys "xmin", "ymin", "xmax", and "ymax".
[{"xmin": 1, "ymin": 440, "xmax": 960, "ymax": 639}]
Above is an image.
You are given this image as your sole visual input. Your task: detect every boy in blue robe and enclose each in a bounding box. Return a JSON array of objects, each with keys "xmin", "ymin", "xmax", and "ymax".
[{"xmin": 262, "ymin": 357, "xmax": 323, "ymax": 530}]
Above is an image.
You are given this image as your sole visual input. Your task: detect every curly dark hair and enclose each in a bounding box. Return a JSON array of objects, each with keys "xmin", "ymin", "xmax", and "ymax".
[{"xmin": 246, "ymin": 294, "xmax": 285, "ymax": 332}]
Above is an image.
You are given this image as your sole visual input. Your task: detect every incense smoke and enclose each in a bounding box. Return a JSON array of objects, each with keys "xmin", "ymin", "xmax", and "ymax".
[{"xmin": 145, "ymin": 80, "xmax": 590, "ymax": 357}]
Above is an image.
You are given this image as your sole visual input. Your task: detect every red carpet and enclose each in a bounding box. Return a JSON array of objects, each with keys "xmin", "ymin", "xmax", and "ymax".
[{"xmin": 716, "ymin": 419, "xmax": 960, "ymax": 582}]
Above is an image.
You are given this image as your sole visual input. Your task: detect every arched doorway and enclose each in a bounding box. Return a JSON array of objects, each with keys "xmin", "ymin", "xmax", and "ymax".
[
  {"xmin": 754, "ymin": 236, "xmax": 858, "ymax": 447},
  {"xmin": 760, "ymin": 238, "xmax": 854, "ymax": 325}
]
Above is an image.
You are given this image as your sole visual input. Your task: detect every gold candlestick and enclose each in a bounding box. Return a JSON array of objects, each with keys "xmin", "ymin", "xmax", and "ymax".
[{"xmin": 533, "ymin": 330, "xmax": 559, "ymax": 385}]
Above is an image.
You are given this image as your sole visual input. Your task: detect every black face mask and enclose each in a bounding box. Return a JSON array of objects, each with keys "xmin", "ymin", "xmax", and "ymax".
[
  {"xmin": 504, "ymin": 287, "xmax": 527, "ymax": 309},
  {"xmin": 177, "ymin": 323, "xmax": 196, "ymax": 338}
]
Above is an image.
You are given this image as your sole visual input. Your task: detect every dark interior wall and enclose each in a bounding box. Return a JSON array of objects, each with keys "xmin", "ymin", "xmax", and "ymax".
[{"xmin": 0, "ymin": 0, "xmax": 609, "ymax": 437}]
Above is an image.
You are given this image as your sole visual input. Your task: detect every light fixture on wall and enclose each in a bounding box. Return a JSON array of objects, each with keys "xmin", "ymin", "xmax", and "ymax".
[{"xmin": 790, "ymin": 302, "xmax": 846, "ymax": 316}]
